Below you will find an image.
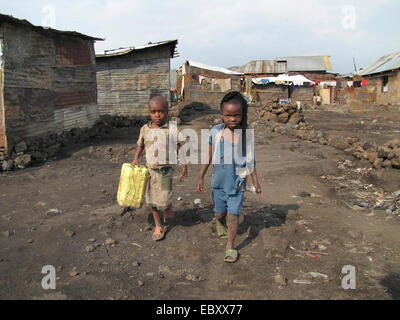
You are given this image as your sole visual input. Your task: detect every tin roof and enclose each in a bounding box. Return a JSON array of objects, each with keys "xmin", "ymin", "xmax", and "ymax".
[
  {"xmin": 0, "ymin": 13, "xmax": 103, "ymax": 41},
  {"xmin": 96, "ymin": 40, "xmax": 178, "ymax": 58},
  {"xmin": 277, "ymin": 56, "xmax": 333, "ymax": 72},
  {"xmin": 355, "ymin": 51, "xmax": 400, "ymax": 76},
  {"xmin": 186, "ymin": 60, "xmax": 244, "ymax": 75},
  {"xmin": 233, "ymin": 60, "xmax": 287, "ymax": 74}
]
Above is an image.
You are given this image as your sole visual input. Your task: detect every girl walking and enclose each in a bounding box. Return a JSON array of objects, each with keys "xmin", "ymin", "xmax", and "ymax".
[{"xmin": 197, "ymin": 91, "xmax": 261, "ymax": 263}]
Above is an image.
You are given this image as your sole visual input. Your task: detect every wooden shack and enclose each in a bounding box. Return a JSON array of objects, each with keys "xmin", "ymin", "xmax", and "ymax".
[
  {"xmin": 96, "ymin": 40, "xmax": 178, "ymax": 117},
  {"xmin": 0, "ymin": 14, "xmax": 102, "ymax": 156},
  {"xmin": 234, "ymin": 56, "xmax": 335, "ymax": 105}
]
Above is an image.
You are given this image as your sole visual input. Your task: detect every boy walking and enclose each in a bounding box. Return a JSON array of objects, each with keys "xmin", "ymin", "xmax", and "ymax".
[{"xmin": 132, "ymin": 95, "xmax": 187, "ymax": 241}]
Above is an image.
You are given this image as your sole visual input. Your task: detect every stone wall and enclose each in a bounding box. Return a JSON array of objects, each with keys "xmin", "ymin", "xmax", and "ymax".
[{"xmin": 0, "ymin": 115, "xmax": 148, "ymax": 171}]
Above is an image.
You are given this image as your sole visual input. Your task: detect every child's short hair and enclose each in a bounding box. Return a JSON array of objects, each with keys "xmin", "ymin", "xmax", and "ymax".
[{"xmin": 149, "ymin": 95, "xmax": 169, "ymax": 109}]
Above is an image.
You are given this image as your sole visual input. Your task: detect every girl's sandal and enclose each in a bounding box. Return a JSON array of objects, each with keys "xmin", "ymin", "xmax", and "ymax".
[
  {"xmin": 224, "ymin": 249, "xmax": 238, "ymax": 263},
  {"xmin": 216, "ymin": 224, "xmax": 228, "ymax": 239}
]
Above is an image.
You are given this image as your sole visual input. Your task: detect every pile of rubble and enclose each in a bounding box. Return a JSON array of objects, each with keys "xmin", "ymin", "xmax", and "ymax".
[
  {"xmin": 369, "ymin": 139, "xmax": 400, "ymax": 169},
  {"xmin": 0, "ymin": 116, "xmax": 147, "ymax": 172},
  {"xmin": 260, "ymin": 100, "xmax": 304, "ymax": 125},
  {"xmin": 260, "ymin": 116, "xmax": 400, "ymax": 170}
]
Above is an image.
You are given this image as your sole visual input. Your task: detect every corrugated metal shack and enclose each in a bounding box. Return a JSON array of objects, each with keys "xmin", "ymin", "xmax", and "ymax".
[
  {"xmin": 234, "ymin": 56, "xmax": 334, "ymax": 105},
  {"xmin": 281, "ymin": 56, "xmax": 336, "ymax": 105},
  {"xmin": 176, "ymin": 60, "xmax": 244, "ymax": 108},
  {"xmin": 96, "ymin": 40, "xmax": 178, "ymax": 117},
  {"xmin": 0, "ymin": 14, "xmax": 102, "ymax": 156},
  {"xmin": 278, "ymin": 56, "xmax": 333, "ymax": 73},
  {"xmin": 337, "ymin": 51, "xmax": 400, "ymax": 106},
  {"xmin": 233, "ymin": 60, "xmax": 287, "ymax": 103}
]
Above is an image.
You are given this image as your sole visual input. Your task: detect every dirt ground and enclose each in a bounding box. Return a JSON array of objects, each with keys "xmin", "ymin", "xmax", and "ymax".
[{"xmin": 1, "ymin": 106, "xmax": 400, "ymax": 300}]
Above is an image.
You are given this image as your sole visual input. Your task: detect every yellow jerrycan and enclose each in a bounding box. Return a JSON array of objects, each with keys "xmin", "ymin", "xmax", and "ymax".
[{"xmin": 117, "ymin": 164, "xmax": 149, "ymax": 208}]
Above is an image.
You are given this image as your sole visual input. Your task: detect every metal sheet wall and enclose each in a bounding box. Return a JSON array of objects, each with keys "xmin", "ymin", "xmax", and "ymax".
[{"xmin": 55, "ymin": 104, "xmax": 98, "ymax": 131}]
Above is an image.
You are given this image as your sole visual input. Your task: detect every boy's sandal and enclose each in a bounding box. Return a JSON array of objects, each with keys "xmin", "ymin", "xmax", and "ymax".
[
  {"xmin": 152, "ymin": 226, "xmax": 166, "ymax": 241},
  {"xmin": 216, "ymin": 224, "xmax": 228, "ymax": 239},
  {"xmin": 224, "ymin": 249, "xmax": 238, "ymax": 263}
]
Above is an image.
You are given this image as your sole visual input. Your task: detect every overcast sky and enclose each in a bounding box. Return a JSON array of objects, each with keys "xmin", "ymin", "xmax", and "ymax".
[{"xmin": 1, "ymin": 0, "xmax": 399, "ymax": 74}]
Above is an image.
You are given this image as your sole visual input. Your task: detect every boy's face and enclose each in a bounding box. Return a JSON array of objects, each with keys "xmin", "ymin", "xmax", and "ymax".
[
  {"xmin": 221, "ymin": 102, "xmax": 243, "ymax": 130},
  {"xmin": 149, "ymin": 101, "xmax": 168, "ymax": 126}
]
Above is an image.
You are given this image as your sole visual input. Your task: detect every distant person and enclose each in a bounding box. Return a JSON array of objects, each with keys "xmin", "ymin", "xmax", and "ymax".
[
  {"xmin": 197, "ymin": 91, "xmax": 261, "ymax": 263},
  {"xmin": 132, "ymin": 95, "xmax": 187, "ymax": 241}
]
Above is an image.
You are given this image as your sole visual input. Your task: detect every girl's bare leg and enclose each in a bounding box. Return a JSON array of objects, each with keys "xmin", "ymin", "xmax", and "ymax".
[{"xmin": 226, "ymin": 213, "xmax": 239, "ymax": 250}]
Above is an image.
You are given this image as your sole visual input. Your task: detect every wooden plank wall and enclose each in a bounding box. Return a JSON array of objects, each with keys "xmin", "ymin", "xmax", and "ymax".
[
  {"xmin": 0, "ymin": 34, "xmax": 4, "ymax": 153},
  {"xmin": 96, "ymin": 48, "xmax": 171, "ymax": 118},
  {"xmin": 290, "ymin": 86, "xmax": 314, "ymax": 104},
  {"xmin": 0, "ymin": 71, "xmax": 5, "ymax": 153},
  {"xmin": 1, "ymin": 22, "xmax": 99, "ymax": 151}
]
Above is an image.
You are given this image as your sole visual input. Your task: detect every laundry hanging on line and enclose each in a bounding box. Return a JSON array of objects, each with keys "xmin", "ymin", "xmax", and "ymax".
[
  {"xmin": 211, "ymin": 78, "xmax": 232, "ymax": 92},
  {"xmin": 252, "ymin": 74, "xmax": 314, "ymax": 86},
  {"xmin": 319, "ymin": 81, "xmax": 337, "ymax": 87}
]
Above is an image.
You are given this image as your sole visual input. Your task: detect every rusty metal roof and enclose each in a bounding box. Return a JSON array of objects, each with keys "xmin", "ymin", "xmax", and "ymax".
[
  {"xmin": 355, "ymin": 51, "xmax": 400, "ymax": 76},
  {"xmin": 0, "ymin": 13, "xmax": 104, "ymax": 41},
  {"xmin": 233, "ymin": 60, "xmax": 287, "ymax": 74},
  {"xmin": 96, "ymin": 40, "xmax": 178, "ymax": 59},
  {"xmin": 236, "ymin": 56, "xmax": 333, "ymax": 74},
  {"xmin": 277, "ymin": 56, "xmax": 333, "ymax": 72}
]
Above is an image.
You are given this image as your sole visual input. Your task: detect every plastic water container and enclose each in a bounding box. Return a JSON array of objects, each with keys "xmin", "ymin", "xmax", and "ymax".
[{"xmin": 117, "ymin": 164, "xmax": 149, "ymax": 208}]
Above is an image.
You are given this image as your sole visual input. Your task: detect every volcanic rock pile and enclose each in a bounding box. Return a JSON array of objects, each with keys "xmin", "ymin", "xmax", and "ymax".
[{"xmin": 260, "ymin": 101, "xmax": 304, "ymax": 125}]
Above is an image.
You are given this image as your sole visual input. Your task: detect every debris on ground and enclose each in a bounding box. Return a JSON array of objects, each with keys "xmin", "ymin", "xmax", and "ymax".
[
  {"xmin": 293, "ymin": 271, "xmax": 330, "ymax": 284},
  {"xmin": 321, "ymin": 161, "xmax": 400, "ymax": 218}
]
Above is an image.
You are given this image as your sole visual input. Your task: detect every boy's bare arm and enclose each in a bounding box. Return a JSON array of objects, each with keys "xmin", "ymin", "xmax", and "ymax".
[
  {"xmin": 197, "ymin": 144, "xmax": 213, "ymax": 193},
  {"xmin": 177, "ymin": 143, "xmax": 187, "ymax": 178},
  {"xmin": 132, "ymin": 145, "xmax": 144, "ymax": 166}
]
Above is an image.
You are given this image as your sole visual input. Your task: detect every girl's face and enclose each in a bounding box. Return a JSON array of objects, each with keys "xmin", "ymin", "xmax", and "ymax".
[{"xmin": 221, "ymin": 102, "xmax": 243, "ymax": 130}]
